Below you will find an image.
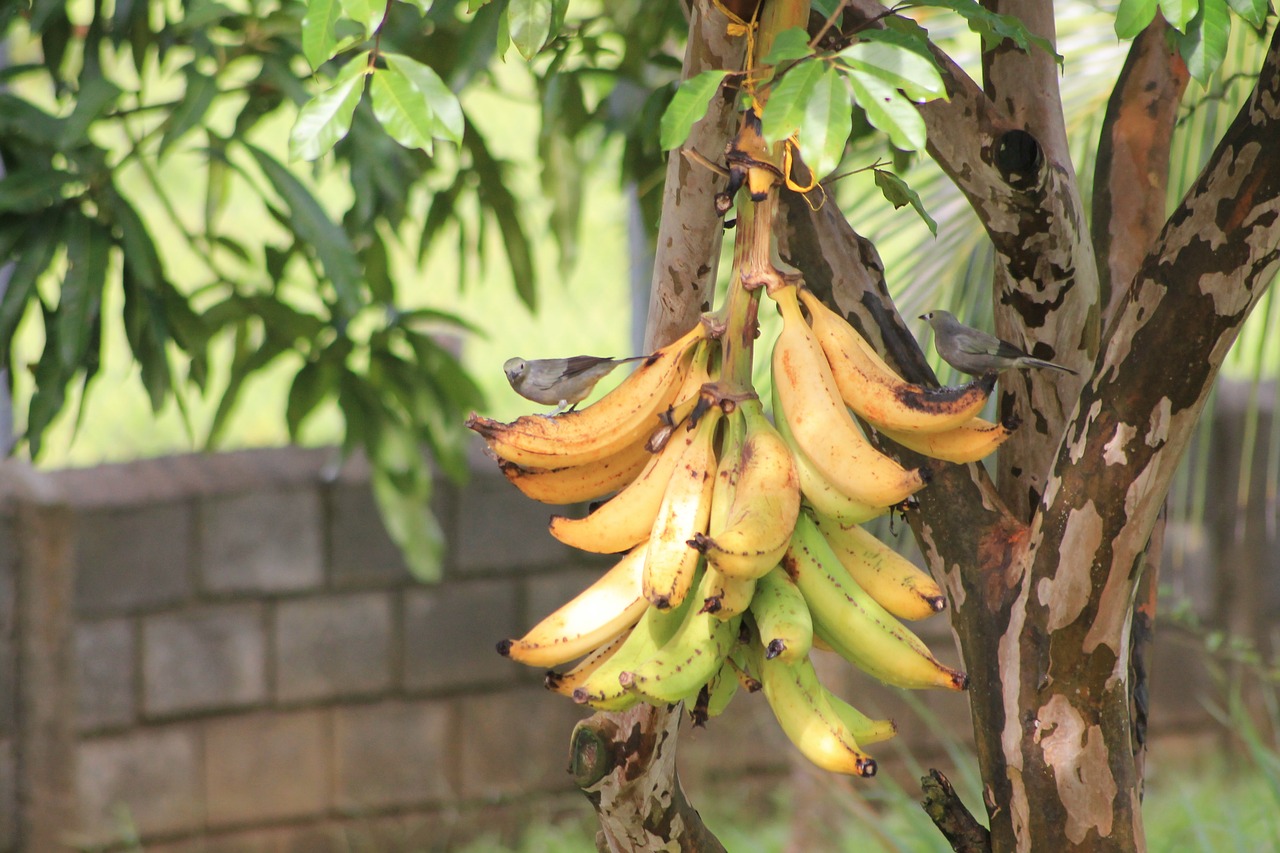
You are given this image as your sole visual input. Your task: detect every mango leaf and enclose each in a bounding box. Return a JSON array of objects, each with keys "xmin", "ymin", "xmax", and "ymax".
[
  {"xmin": 508, "ymin": 0, "xmax": 554, "ymax": 60},
  {"xmin": 1115, "ymin": 0, "xmax": 1158, "ymax": 38},
  {"xmin": 371, "ymin": 65, "xmax": 436, "ymax": 153},
  {"xmin": 659, "ymin": 69, "xmax": 728, "ymax": 150},
  {"xmin": 289, "ymin": 56, "xmax": 368, "ymax": 161},
  {"xmin": 302, "ymin": 0, "xmax": 342, "ymax": 69},
  {"xmin": 0, "ymin": 168, "xmax": 74, "ymax": 213},
  {"xmin": 922, "ymin": 0, "xmax": 1062, "ymax": 63},
  {"xmin": 384, "ymin": 53, "xmax": 464, "ymax": 144},
  {"xmin": 287, "ymin": 356, "xmax": 337, "ymax": 440},
  {"xmin": 341, "ymin": 0, "xmax": 383, "ymax": 37},
  {"xmin": 371, "ymin": 442, "xmax": 444, "ymax": 583},
  {"xmin": 57, "ymin": 213, "xmax": 109, "ymax": 373},
  {"xmin": 0, "ymin": 212, "xmax": 62, "ymax": 370},
  {"xmin": 467, "ymin": 125, "xmax": 536, "ymax": 309},
  {"xmin": 57, "ymin": 76, "xmax": 122, "ymax": 149},
  {"xmin": 1179, "ymin": 0, "xmax": 1231, "ymax": 83},
  {"xmin": 838, "ymin": 38, "xmax": 947, "ymax": 102},
  {"xmin": 848, "ymin": 70, "xmax": 927, "ymax": 151},
  {"xmin": 245, "ymin": 142, "xmax": 364, "ymax": 322},
  {"xmin": 400, "ymin": 0, "xmax": 433, "ymax": 13},
  {"xmin": 799, "ymin": 65, "xmax": 852, "ymax": 182},
  {"xmin": 1226, "ymin": 0, "xmax": 1268, "ymax": 28},
  {"xmin": 160, "ymin": 65, "xmax": 219, "ymax": 157},
  {"xmin": 763, "ymin": 59, "xmax": 825, "ymax": 145},
  {"xmin": 25, "ymin": 307, "xmax": 68, "ymax": 459},
  {"xmin": 762, "ymin": 27, "xmax": 814, "ymax": 65},
  {"xmin": 1160, "ymin": 0, "xmax": 1199, "ymax": 31},
  {"xmin": 875, "ymin": 169, "xmax": 937, "ymax": 235}
]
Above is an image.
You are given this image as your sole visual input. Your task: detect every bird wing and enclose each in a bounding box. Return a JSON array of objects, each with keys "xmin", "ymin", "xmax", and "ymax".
[{"xmin": 559, "ymin": 355, "xmax": 615, "ymax": 378}]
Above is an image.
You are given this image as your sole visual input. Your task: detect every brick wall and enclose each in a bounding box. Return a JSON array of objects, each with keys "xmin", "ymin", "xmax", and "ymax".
[{"xmin": 0, "ymin": 384, "xmax": 1275, "ymax": 852}]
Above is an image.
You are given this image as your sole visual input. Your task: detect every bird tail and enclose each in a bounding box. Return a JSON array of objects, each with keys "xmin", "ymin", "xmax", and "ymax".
[{"xmin": 1026, "ymin": 358, "xmax": 1078, "ymax": 376}]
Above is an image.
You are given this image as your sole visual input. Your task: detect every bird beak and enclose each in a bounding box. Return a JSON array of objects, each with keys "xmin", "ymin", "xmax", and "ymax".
[{"xmin": 917, "ymin": 314, "xmax": 927, "ymax": 321}]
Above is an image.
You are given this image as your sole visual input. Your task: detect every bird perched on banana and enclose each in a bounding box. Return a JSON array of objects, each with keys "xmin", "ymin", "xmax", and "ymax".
[
  {"xmin": 920, "ymin": 310, "xmax": 1077, "ymax": 376},
  {"xmin": 504, "ymin": 353, "xmax": 649, "ymax": 415}
]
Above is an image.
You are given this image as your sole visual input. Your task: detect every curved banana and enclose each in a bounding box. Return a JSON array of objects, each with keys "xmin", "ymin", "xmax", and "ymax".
[
  {"xmin": 690, "ymin": 399, "xmax": 800, "ymax": 580},
  {"xmin": 690, "ymin": 655, "xmax": 741, "ymax": 726},
  {"xmin": 548, "ymin": 399, "xmax": 710, "ymax": 554},
  {"xmin": 643, "ymin": 408, "xmax": 722, "ymax": 609},
  {"xmin": 812, "ymin": 512, "xmax": 945, "ymax": 621},
  {"xmin": 770, "ymin": 285, "xmax": 926, "ymax": 507},
  {"xmin": 770, "ymin": 381, "xmax": 887, "ymax": 525},
  {"xmin": 700, "ymin": 567, "xmax": 756, "ymax": 619},
  {"xmin": 878, "ymin": 416, "xmax": 1015, "ymax": 464},
  {"xmin": 750, "ymin": 567, "xmax": 812, "ymax": 663},
  {"xmin": 544, "ymin": 628, "xmax": 631, "ymax": 697},
  {"xmin": 825, "ymin": 689, "xmax": 897, "ymax": 746},
  {"xmin": 467, "ymin": 321, "xmax": 706, "ymax": 469},
  {"xmin": 571, "ymin": 589, "xmax": 696, "ymax": 710},
  {"xmin": 498, "ymin": 437, "xmax": 651, "ymax": 505},
  {"xmin": 621, "ymin": 571, "xmax": 741, "ymax": 704},
  {"xmin": 497, "ymin": 543, "xmax": 649, "ymax": 668},
  {"xmin": 751, "ymin": 644, "xmax": 877, "ymax": 777},
  {"xmin": 786, "ymin": 514, "xmax": 967, "ymax": 691},
  {"xmin": 798, "ymin": 289, "xmax": 994, "ymax": 433}
]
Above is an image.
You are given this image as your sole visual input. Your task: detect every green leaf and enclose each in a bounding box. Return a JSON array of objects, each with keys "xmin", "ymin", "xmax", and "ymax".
[
  {"xmin": 466, "ymin": 126, "xmax": 537, "ymax": 309},
  {"xmin": 57, "ymin": 76, "xmax": 122, "ymax": 149},
  {"xmin": 99, "ymin": 186, "xmax": 164, "ymax": 290},
  {"xmin": 121, "ymin": 267, "xmax": 172, "ymax": 411},
  {"xmin": 848, "ymin": 70, "xmax": 927, "ymax": 151},
  {"xmin": 371, "ymin": 65, "xmax": 437, "ymax": 153},
  {"xmin": 799, "ymin": 66, "xmax": 852, "ymax": 182},
  {"xmin": 245, "ymin": 142, "xmax": 364, "ymax": 321},
  {"xmin": 1160, "ymin": 0, "xmax": 1199, "ymax": 31},
  {"xmin": 289, "ymin": 61, "xmax": 367, "ymax": 161},
  {"xmin": 401, "ymin": 0, "xmax": 433, "ymax": 13},
  {"xmin": 0, "ymin": 169, "xmax": 74, "ymax": 213},
  {"xmin": 369, "ymin": 420, "xmax": 444, "ymax": 583},
  {"xmin": 1115, "ymin": 0, "xmax": 1158, "ymax": 38},
  {"xmin": 384, "ymin": 53, "xmax": 464, "ymax": 144},
  {"xmin": 508, "ymin": 0, "xmax": 554, "ymax": 59},
  {"xmin": 659, "ymin": 69, "xmax": 728, "ymax": 150},
  {"xmin": 762, "ymin": 27, "xmax": 814, "ymax": 65},
  {"xmin": 341, "ymin": 0, "xmax": 383, "ymax": 37},
  {"xmin": 468, "ymin": 0, "xmax": 493, "ymax": 10},
  {"xmin": 1179, "ymin": 0, "xmax": 1231, "ymax": 83},
  {"xmin": 0, "ymin": 213, "xmax": 62, "ymax": 369},
  {"xmin": 58, "ymin": 213, "xmax": 109, "ymax": 373},
  {"xmin": 1225, "ymin": 0, "xmax": 1267, "ymax": 28},
  {"xmin": 287, "ymin": 357, "xmax": 336, "ymax": 440},
  {"xmin": 763, "ymin": 59, "xmax": 825, "ymax": 145},
  {"xmin": 160, "ymin": 66, "xmax": 219, "ymax": 157},
  {"xmin": 874, "ymin": 170, "xmax": 937, "ymax": 235},
  {"xmin": 922, "ymin": 0, "xmax": 1062, "ymax": 63},
  {"xmin": 838, "ymin": 38, "xmax": 947, "ymax": 102},
  {"xmin": 302, "ymin": 0, "xmax": 343, "ymax": 69}
]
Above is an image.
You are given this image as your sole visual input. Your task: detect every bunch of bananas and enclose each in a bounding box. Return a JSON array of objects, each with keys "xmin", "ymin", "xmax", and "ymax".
[{"xmin": 468, "ymin": 265, "xmax": 1012, "ymax": 776}]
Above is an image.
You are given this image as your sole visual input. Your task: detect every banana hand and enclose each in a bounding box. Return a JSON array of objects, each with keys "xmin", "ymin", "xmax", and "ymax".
[{"xmin": 812, "ymin": 512, "xmax": 945, "ymax": 621}]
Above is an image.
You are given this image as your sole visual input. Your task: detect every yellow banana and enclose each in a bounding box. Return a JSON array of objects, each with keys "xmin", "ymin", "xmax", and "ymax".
[
  {"xmin": 690, "ymin": 655, "xmax": 741, "ymax": 726},
  {"xmin": 750, "ymin": 643, "xmax": 877, "ymax": 777},
  {"xmin": 878, "ymin": 416, "xmax": 1015, "ymax": 464},
  {"xmin": 497, "ymin": 438, "xmax": 651, "ymax": 505},
  {"xmin": 498, "ymin": 543, "xmax": 649, "ymax": 668},
  {"xmin": 825, "ymin": 689, "xmax": 897, "ymax": 746},
  {"xmin": 643, "ymin": 407, "xmax": 722, "ymax": 609},
  {"xmin": 770, "ymin": 285, "xmax": 926, "ymax": 508},
  {"xmin": 467, "ymin": 321, "xmax": 706, "ymax": 469},
  {"xmin": 548, "ymin": 400, "xmax": 711, "ymax": 554},
  {"xmin": 786, "ymin": 514, "xmax": 967, "ymax": 691},
  {"xmin": 572, "ymin": 588, "xmax": 697, "ymax": 710},
  {"xmin": 700, "ymin": 567, "xmax": 756, "ymax": 619},
  {"xmin": 770, "ymin": 380, "xmax": 887, "ymax": 525},
  {"xmin": 690, "ymin": 399, "xmax": 800, "ymax": 580},
  {"xmin": 544, "ymin": 628, "xmax": 632, "ymax": 697},
  {"xmin": 621, "ymin": 570, "xmax": 742, "ymax": 705},
  {"xmin": 749, "ymin": 567, "xmax": 812, "ymax": 663},
  {"xmin": 798, "ymin": 288, "xmax": 994, "ymax": 433},
  {"xmin": 812, "ymin": 512, "xmax": 945, "ymax": 621}
]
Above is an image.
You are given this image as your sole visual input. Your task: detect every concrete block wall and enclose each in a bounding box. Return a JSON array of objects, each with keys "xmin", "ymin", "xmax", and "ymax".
[{"xmin": 0, "ymin": 381, "xmax": 1275, "ymax": 851}]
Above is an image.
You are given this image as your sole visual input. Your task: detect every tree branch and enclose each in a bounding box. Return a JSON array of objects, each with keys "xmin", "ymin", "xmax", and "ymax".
[
  {"xmin": 921, "ymin": 769, "xmax": 992, "ymax": 853},
  {"xmin": 1092, "ymin": 16, "xmax": 1190, "ymax": 327},
  {"xmin": 1007, "ymin": 23, "xmax": 1280, "ymax": 848}
]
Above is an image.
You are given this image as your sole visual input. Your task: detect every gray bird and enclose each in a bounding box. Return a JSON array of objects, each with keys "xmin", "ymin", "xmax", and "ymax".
[
  {"xmin": 504, "ymin": 354, "xmax": 648, "ymax": 415},
  {"xmin": 919, "ymin": 310, "xmax": 1077, "ymax": 376}
]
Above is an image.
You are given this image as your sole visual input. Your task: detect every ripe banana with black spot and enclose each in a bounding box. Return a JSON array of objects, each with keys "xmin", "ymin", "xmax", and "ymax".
[
  {"xmin": 544, "ymin": 628, "xmax": 632, "ymax": 697},
  {"xmin": 643, "ymin": 406, "xmax": 722, "ymax": 609},
  {"xmin": 770, "ymin": 285, "xmax": 925, "ymax": 508},
  {"xmin": 467, "ymin": 322, "xmax": 706, "ymax": 469},
  {"xmin": 750, "ymin": 642, "xmax": 877, "ymax": 777},
  {"xmin": 812, "ymin": 512, "xmax": 945, "ymax": 621},
  {"xmin": 690, "ymin": 398, "xmax": 800, "ymax": 580},
  {"xmin": 749, "ymin": 567, "xmax": 812, "ymax": 663},
  {"xmin": 497, "ymin": 438, "xmax": 652, "ymax": 505},
  {"xmin": 878, "ymin": 416, "xmax": 1015, "ymax": 464},
  {"xmin": 798, "ymin": 288, "xmax": 994, "ymax": 433},
  {"xmin": 690, "ymin": 654, "xmax": 742, "ymax": 726},
  {"xmin": 785, "ymin": 514, "xmax": 967, "ymax": 691},
  {"xmin": 497, "ymin": 543, "xmax": 649, "ymax": 668},
  {"xmin": 826, "ymin": 688, "xmax": 897, "ymax": 746}
]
